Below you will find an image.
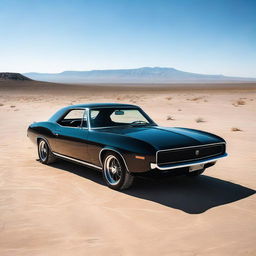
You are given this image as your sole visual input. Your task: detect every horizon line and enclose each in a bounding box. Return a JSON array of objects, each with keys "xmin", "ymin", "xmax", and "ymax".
[{"xmin": 20, "ymin": 67, "xmax": 256, "ymax": 79}]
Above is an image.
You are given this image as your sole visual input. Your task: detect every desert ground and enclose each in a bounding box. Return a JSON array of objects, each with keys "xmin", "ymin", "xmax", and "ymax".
[{"xmin": 0, "ymin": 80, "xmax": 255, "ymax": 256}]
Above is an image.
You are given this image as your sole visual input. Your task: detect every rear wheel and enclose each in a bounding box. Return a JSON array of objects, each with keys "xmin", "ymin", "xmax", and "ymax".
[
  {"xmin": 186, "ymin": 168, "xmax": 205, "ymax": 177},
  {"xmin": 38, "ymin": 139, "xmax": 56, "ymax": 164},
  {"xmin": 103, "ymin": 152, "xmax": 134, "ymax": 190}
]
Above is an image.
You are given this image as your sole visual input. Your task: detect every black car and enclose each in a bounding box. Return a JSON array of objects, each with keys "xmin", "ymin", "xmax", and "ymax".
[{"xmin": 27, "ymin": 103, "xmax": 227, "ymax": 190}]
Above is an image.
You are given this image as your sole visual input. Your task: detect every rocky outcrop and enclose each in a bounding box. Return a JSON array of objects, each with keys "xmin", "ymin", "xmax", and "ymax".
[{"xmin": 0, "ymin": 72, "xmax": 32, "ymax": 81}]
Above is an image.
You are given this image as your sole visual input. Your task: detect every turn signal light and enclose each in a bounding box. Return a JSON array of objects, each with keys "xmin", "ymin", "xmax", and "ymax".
[{"xmin": 135, "ymin": 155, "xmax": 145, "ymax": 160}]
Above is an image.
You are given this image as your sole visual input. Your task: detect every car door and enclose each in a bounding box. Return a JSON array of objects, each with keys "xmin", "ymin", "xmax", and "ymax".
[{"xmin": 52, "ymin": 108, "xmax": 89, "ymax": 161}]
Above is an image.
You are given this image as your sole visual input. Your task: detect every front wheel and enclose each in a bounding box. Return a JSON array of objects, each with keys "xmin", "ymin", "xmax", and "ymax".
[
  {"xmin": 38, "ymin": 139, "xmax": 56, "ymax": 164},
  {"xmin": 103, "ymin": 152, "xmax": 134, "ymax": 190}
]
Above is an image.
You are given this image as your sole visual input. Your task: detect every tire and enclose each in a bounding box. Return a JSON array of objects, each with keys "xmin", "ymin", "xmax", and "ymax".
[
  {"xmin": 186, "ymin": 168, "xmax": 205, "ymax": 177},
  {"xmin": 38, "ymin": 139, "xmax": 57, "ymax": 164},
  {"xmin": 103, "ymin": 152, "xmax": 134, "ymax": 190}
]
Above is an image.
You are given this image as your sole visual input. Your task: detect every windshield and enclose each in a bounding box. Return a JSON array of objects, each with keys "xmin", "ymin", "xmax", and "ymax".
[{"xmin": 89, "ymin": 108, "xmax": 155, "ymax": 128}]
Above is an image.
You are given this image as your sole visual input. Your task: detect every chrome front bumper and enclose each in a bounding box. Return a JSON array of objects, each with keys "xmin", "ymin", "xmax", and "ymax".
[{"xmin": 150, "ymin": 153, "xmax": 228, "ymax": 171}]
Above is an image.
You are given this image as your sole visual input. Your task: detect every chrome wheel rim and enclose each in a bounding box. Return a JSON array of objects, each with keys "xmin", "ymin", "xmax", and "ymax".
[
  {"xmin": 39, "ymin": 140, "xmax": 48, "ymax": 162},
  {"xmin": 104, "ymin": 155, "xmax": 122, "ymax": 185}
]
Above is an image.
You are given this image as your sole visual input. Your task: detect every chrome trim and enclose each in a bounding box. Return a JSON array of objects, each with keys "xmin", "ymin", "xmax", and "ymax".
[
  {"xmin": 82, "ymin": 108, "xmax": 89, "ymax": 129},
  {"xmin": 52, "ymin": 152, "xmax": 102, "ymax": 170},
  {"xmin": 157, "ymin": 142, "xmax": 225, "ymax": 152},
  {"xmin": 151, "ymin": 153, "xmax": 227, "ymax": 170},
  {"xmin": 156, "ymin": 142, "xmax": 226, "ymax": 165},
  {"xmin": 99, "ymin": 148, "xmax": 130, "ymax": 173},
  {"xmin": 86, "ymin": 107, "xmax": 91, "ymax": 130}
]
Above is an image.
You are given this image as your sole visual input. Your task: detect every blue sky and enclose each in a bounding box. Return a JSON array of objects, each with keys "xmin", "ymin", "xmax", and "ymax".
[{"xmin": 0, "ymin": 0, "xmax": 255, "ymax": 77}]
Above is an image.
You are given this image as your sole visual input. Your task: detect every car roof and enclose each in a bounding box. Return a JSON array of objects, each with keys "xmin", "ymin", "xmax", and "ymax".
[
  {"xmin": 48, "ymin": 103, "xmax": 139, "ymax": 122},
  {"xmin": 67, "ymin": 103, "xmax": 138, "ymax": 109}
]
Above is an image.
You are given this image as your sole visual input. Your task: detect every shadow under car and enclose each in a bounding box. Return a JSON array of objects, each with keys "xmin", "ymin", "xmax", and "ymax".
[{"xmin": 49, "ymin": 160, "xmax": 255, "ymax": 214}]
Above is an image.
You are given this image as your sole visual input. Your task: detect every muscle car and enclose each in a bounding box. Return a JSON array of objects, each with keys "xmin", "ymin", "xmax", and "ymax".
[{"xmin": 27, "ymin": 103, "xmax": 227, "ymax": 190}]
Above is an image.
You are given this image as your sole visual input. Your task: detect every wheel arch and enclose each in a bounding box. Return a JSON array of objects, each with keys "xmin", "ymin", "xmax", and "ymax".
[
  {"xmin": 36, "ymin": 136, "xmax": 53, "ymax": 152},
  {"xmin": 99, "ymin": 147, "xmax": 130, "ymax": 173}
]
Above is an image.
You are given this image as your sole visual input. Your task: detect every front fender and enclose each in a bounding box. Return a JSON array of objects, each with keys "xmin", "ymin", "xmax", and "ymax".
[{"xmin": 99, "ymin": 145, "xmax": 155, "ymax": 173}]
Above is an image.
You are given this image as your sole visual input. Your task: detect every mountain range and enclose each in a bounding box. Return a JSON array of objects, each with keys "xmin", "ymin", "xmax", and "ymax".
[{"xmin": 24, "ymin": 67, "xmax": 256, "ymax": 83}]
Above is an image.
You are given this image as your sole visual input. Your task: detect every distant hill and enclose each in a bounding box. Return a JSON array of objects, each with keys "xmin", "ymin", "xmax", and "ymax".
[
  {"xmin": 24, "ymin": 67, "xmax": 256, "ymax": 83},
  {"xmin": 0, "ymin": 72, "xmax": 32, "ymax": 81}
]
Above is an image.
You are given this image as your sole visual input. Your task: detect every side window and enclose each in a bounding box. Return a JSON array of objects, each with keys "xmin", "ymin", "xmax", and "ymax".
[
  {"xmin": 58, "ymin": 109, "xmax": 87, "ymax": 127},
  {"xmin": 90, "ymin": 110, "xmax": 100, "ymax": 119}
]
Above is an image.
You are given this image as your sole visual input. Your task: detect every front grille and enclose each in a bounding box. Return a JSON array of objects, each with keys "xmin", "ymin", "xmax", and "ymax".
[{"xmin": 157, "ymin": 143, "xmax": 225, "ymax": 165}]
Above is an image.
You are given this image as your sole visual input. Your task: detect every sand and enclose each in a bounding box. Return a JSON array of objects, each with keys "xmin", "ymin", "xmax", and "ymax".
[{"xmin": 0, "ymin": 80, "xmax": 255, "ymax": 256}]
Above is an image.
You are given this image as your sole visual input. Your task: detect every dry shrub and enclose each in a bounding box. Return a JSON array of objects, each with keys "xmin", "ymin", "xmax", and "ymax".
[
  {"xmin": 236, "ymin": 99, "xmax": 246, "ymax": 105},
  {"xmin": 232, "ymin": 99, "xmax": 246, "ymax": 107},
  {"xmin": 10, "ymin": 105, "xmax": 16, "ymax": 108},
  {"xmin": 231, "ymin": 127, "xmax": 242, "ymax": 132},
  {"xmin": 187, "ymin": 97, "xmax": 203, "ymax": 101},
  {"xmin": 167, "ymin": 115, "xmax": 175, "ymax": 120},
  {"xmin": 166, "ymin": 96, "xmax": 172, "ymax": 100},
  {"xmin": 0, "ymin": 103, "xmax": 4, "ymax": 107},
  {"xmin": 195, "ymin": 117, "xmax": 205, "ymax": 123}
]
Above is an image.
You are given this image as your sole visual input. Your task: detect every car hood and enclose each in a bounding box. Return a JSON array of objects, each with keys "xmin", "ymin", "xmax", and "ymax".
[{"xmin": 100, "ymin": 126, "xmax": 224, "ymax": 150}]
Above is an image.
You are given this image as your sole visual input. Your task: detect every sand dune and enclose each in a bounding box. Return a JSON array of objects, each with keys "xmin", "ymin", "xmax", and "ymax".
[{"xmin": 0, "ymin": 81, "xmax": 255, "ymax": 255}]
